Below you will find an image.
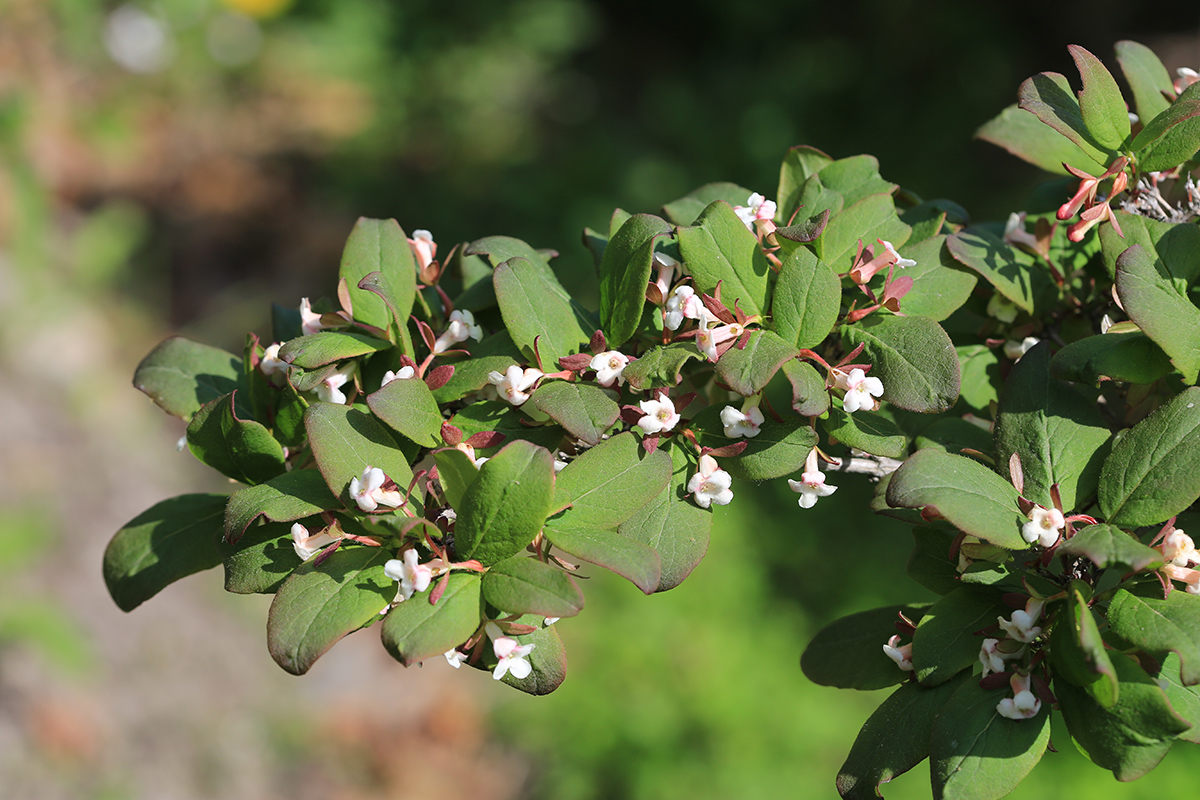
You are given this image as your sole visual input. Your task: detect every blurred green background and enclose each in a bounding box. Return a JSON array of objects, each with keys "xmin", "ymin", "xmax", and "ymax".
[{"xmin": 4, "ymin": 0, "xmax": 1200, "ymax": 797}]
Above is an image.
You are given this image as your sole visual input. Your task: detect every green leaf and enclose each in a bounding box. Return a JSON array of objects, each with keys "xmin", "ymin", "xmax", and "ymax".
[
  {"xmin": 975, "ymin": 103, "xmax": 1104, "ymax": 175},
  {"xmin": 1154, "ymin": 652, "xmax": 1200, "ymax": 743},
  {"xmin": 1018, "ymin": 71, "xmax": 1113, "ymax": 164},
  {"xmin": 278, "ymin": 331, "xmax": 391, "ymax": 370},
  {"xmin": 842, "ymin": 315, "xmax": 961, "ymax": 413},
  {"xmin": 690, "ymin": 405, "xmax": 819, "ymax": 480},
  {"xmin": 1050, "ymin": 586, "xmax": 1118, "ymax": 707},
  {"xmin": 482, "ymin": 556, "xmax": 584, "ymax": 618},
  {"xmin": 714, "ymin": 330, "xmax": 799, "ymax": 396},
  {"xmin": 541, "ymin": 524, "xmax": 661, "ymax": 595},
  {"xmin": 886, "ymin": 449, "xmax": 1026, "ymax": 549},
  {"xmin": 305, "ymin": 403, "xmax": 417, "ymax": 506},
  {"xmin": 1116, "ymin": 40, "xmax": 1173, "ymax": 124},
  {"xmin": 366, "ymin": 375, "xmax": 444, "ymax": 448},
  {"xmin": 220, "ymin": 520, "xmax": 296, "ymax": 595},
  {"xmin": 599, "ymin": 213, "xmax": 674, "ymax": 348},
  {"xmin": 529, "ymin": 381, "xmax": 619, "ymax": 446},
  {"xmin": 801, "ymin": 603, "xmax": 931, "ymax": 690},
  {"xmin": 946, "ymin": 228, "xmax": 1040, "ymax": 314},
  {"xmin": 956, "ymin": 344, "xmax": 1000, "ymax": 413},
  {"xmin": 431, "ymin": 331, "xmax": 525, "ymax": 403},
  {"xmin": 814, "ymin": 193, "xmax": 910, "ymax": 269},
  {"xmin": 930, "ymin": 677, "xmax": 1050, "ymax": 800},
  {"xmin": 266, "ymin": 545, "xmax": 392, "ymax": 674},
  {"xmin": 1108, "ymin": 587, "xmax": 1200, "ymax": 686},
  {"xmin": 1071, "ymin": 45, "xmax": 1131, "ymax": 150},
  {"xmin": 338, "ymin": 217, "xmax": 416, "ymax": 340},
  {"xmin": 1115, "ymin": 244, "xmax": 1200, "ymax": 383},
  {"xmin": 993, "ymin": 341, "xmax": 1112, "ymax": 510},
  {"xmin": 186, "ymin": 392, "xmax": 287, "ymax": 485},
  {"xmin": 822, "ymin": 408, "xmax": 908, "ymax": 459},
  {"xmin": 915, "ymin": 417, "xmax": 995, "ymax": 457},
  {"xmin": 1056, "ymin": 653, "xmax": 1190, "ymax": 780},
  {"xmin": 776, "ymin": 145, "xmax": 833, "ymax": 221},
  {"xmin": 1100, "ymin": 211, "xmax": 1200, "ymax": 287},
  {"xmin": 224, "ymin": 469, "xmax": 339, "ymax": 543},
  {"xmin": 133, "ymin": 336, "xmax": 244, "ymax": 420},
  {"xmin": 912, "ymin": 586, "xmax": 1008, "ymax": 686},
  {"xmin": 1058, "ymin": 524, "xmax": 1164, "ymax": 573},
  {"xmin": 554, "ymin": 432, "xmax": 672, "ymax": 528},
  {"xmin": 433, "ymin": 448, "xmax": 480, "ymax": 511},
  {"xmin": 809, "ymin": 154, "xmax": 897, "ymax": 206},
  {"xmin": 836, "ymin": 676, "xmax": 966, "ymax": 800},
  {"xmin": 621, "ymin": 343, "xmax": 700, "ymax": 391},
  {"xmin": 1131, "ymin": 80, "xmax": 1200, "ymax": 172},
  {"xmin": 676, "ymin": 200, "xmax": 772, "ymax": 317},
  {"xmin": 781, "ymin": 358, "xmax": 830, "ymax": 417},
  {"xmin": 455, "ymin": 440, "xmax": 555, "ymax": 566},
  {"xmin": 467, "ymin": 235, "xmax": 555, "ymax": 272},
  {"xmin": 380, "ymin": 572, "xmax": 483, "ymax": 666},
  {"xmin": 618, "ymin": 440, "xmax": 711, "ymax": 591},
  {"xmin": 449, "ymin": 400, "xmax": 565, "ymax": 453},
  {"xmin": 1050, "ymin": 331, "xmax": 1174, "ymax": 385},
  {"xmin": 1099, "ymin": 386, "xmax": 1200, "ymax": 527},
  {"xmin": 907, "ymin": 526, "xmax": 963, "ymax": 596},
  {"xmin": 893, "ymin": 235, "xmax": 978, "ymax": 322},
  {"xmin": 661, "ymin": 182, "xmax": 755, "ymax": 226},
  {"xmin": 494, "ymin": 256, "xmax": 594, "ymax": 365},
  {"xmin": 771, "ymin": 247, "xmax": 840, "ymax": 349},
  {"xmin": 477, "ymin": 619, "xmax": 568, "ymax": 695},
  {"xmin": 103, "ymin": 494, "xmax": 227, "ymax": 612}
]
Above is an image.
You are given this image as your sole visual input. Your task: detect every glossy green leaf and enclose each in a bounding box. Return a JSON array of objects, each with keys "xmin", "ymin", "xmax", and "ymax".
[
  {"xmin": 530, "ymin": 380, "xmax": 619, "ymax": 446},
  {"xmin": 1058, "ymin": 524, "xmax": 1164, "ymax": 573},
  {"xmin": 1116, "ymin": 40, "xmax": 1173, "ymax": 124},
  {"xmin": 823, "ymin": 408, "xmax": 908, "ymax": 459},
  {"xmin": 542, "ymin": 523, "xmax": 661, "ymax": 595},
  {"xmin": 776, "ymin": 145, "xmax": 833, "ymax": 221},
  {"xmin": 691, "ymin": 405, "xmax": 819, "ymax": 480},
  {"xmin": 449, "ymin": 400, "xmax": 564, "ymax": 453},
  {"xmin": 338, "ymin": 217, "xmax": 416, "ymax": 339},
  {"xmin": 893, "ymin": 235, "xmax": 978, "ymax": 321},
  {"xmin": 1131, "ymin": 80, "xmax": 1200, "ymax": 171},
  {"xmin": 267, "ymin": 545, "xmax": 393, "ymax": 675},
  {"xmin": 224, "ymin": 469, "xmax": 339, "ymax": 543},
  {"xmin": 220, "ymin": 520, "xmax": 296, "ymax": 595},
  {"xmin": 912, "ymin": 586, "xmax": 1008, "ymax": 686},
  {"xmin": 842, "ymin": 315, "xmax": 961, "ymax": 413},
  {"xmin": 380, "ymin": 572, "xmax": 482, "ymax": 666},
  {"xmin": 278, "ymin": 331, "xmax": 391, "ymax": 369},
  {"xmin": 714, "ymin": 330, "xmax": 799, "ymax": 396},
  {"xmin": 1115, "ymin": 244, "xmax": 1200, "ymax": 383},
  {"xmin": 661, "ymin": 182, "xmax": 755, "ymax": 226},
  {"xmin": 801, "ymin": 603, "xmax": 931, "ymax": 690},
  {"xmin": 104, "ymin": 494, "xmax": 227, "ymax": 612},
  {"xmin": 554, "ymin": 432, "xmax": 672, "ymax": 529},
  {"xmin": 599, "ymin": 213, "xmax": 673, "ymax": 348},
  {"xmin": 133, "ymin": 336, "xmax": 244, "ymax": 420},
  {"xmin": 482, "ymin": 556, "xmax": 584, "ymax": 618},
  {"xmin": 433, "ymin": 448, "xmax": 480, "ymax": 511},
  {"xmin": 676, "ymin": 200, "xmax": 772, "ymax": 317},
  {"xmin": 431, "ymin": 331, "xmax": 525, "ymax": 403},
  {"xmin": 305, "ymin": 403, "xmax": 417, "ymax": 506},
  {"xmin": 809, "ymin": 154, "xmax": 897, "ymax": 206},
  {"xmin": 1018, "ymin": 71, "xmax": 1112, "ymax": 163},
  {"xmin": 186, "ymin": 392, "xmax": 287, "ymax": 485},
  {"xmin": 946, "ymin": 228, "xmax": 1040, "ymax": 314},
  {"xmin": 455, "ymin": 440, "xmax": 555, "ymax": 566},
  {"xmin": 621, "ymin": 343, "xmax": 701, "ymax": 391},
  {"xmin": 367, "ymin": 375, "xmax": 444, "ymax": 448},
  {"xmin": 1099, "ymin": 386, "xmax": 1200, "ymax": 527},
  {"xmin": 494, "ymin": 256, "xmax": 593, "ymax": 364},
  {"xmin": 816, "ymin": 194, "xmax": 911, "ymax": 271},
  {"xmin": 886, "ymin": 449, "xmax": 1026, "ymax": 549},
  {"xmin": 1056, "ymin": 653, "xmax": 1190, "ymax": 780},
  {"xmin": 1108, "ymin": 587, "xmax": 1200, "ymax": 686},
  {"xmin": 781, "ymin": 358, "xmax": 830, "ymax": 417},
  {"xmin": 1100, "ymin": 211, "xmax": 1200, "ymax": 287},
  {"xmin": 771, "ymin": 247, "xmax": 840, "ymax": 349},
  {"xmin": 930, "ymin": 677, "xmax": 1050, "ymax": 800},
  {"xmin": 975, "ymin": 103, "xmax": 1104, "ymax": 175},
  {"xmin": 1071, "ymin": 45, "xmax": 1131, "ymax": 150},
  {"xmin": 1050, "ymin": 331, "xmax": 1174, "ymax": 385}
]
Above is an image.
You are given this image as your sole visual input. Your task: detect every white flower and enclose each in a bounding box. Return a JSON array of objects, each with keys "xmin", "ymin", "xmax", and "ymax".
[
  {"xmin": 1163, "ymin": 529, "xmax": 1200, "ymax": 567},
  {"xmin": 260, "ymin": 342, "xmax": 288, "ymax": 376},
  {"xmin": 687, "ymin": 454, "xmax": 734, "ymax": 509},
  {"xmin": 998, "ymin": 599, "xmax": 1044, "ymax": 643},
  {"xmin": 300, "ymin": 297, "xmax": 325, "ymax": 336},
  {"xmin": 589, "ymin": 350, "xmax": 629, "ymax": 387},
  {"xmin": 695, "ymin": 308, "xmax": 744, "ymax": 363},
  {"xmin": 733, "ymin": 192, "xmax": 777, "ymax": 229},
  {"xmin": 979, "ymin": 638, "xmax": 1025, "ymax": 677},
  {"xmin": 987, "ymin": 293, "xmax": 1019, "ymax": 324},
  {"xmin": 720, "ymin": 396, "xmax": 764, "ymax": 438},
  {"xmin": 1021, "ymin": 506, "xmax": 1064, "ymax": 547},
  {"xmin": 487, "ymin": 364, "xmax": 543, "ymax": 406},
  {"xmin": 349, "ymin": 466, "xmax": 406, "ymax": 512},
  {"xmin": 653, "ymin": 252, "xmax": 678, "ymax": 299},
  {"xmin": 444, "ymin": 648, "xmax": 466, "ymax": 669},
  {"xmin": 383, "ymin": 548, "xmax": 437, "ymax": 603},
  {"xmin": 664, "ymin": 285, "xmax": 704, "ymax": 330},
  {"xmin": 381, "ymin": 365, "xmax": 416, "ymax": 386},
  {"xmin": 788, "ymin": 448, "xmax": 837, "ymax": 509},
  {"xmin": 543, "ymin": 617, "xmax": 559, "ymax": 626},
  {"xmin": 291, "ymin": 522, "xmax": 340, "ymax": 561},
  {"xmin": 637, "ymin": 395, "xmax": 680, "ymax": 434},
  {"xmin": 1165, "ymin": 564, "xmax": 1200, "ymax": 594},
  {"xmin": 882, "ymin": 635, "xmax": 913, "ymax": 671},
  {"xmin": 996, "ymin": 673, "xmax": 1041, "ymax": 720},
  {"xmin": 1004, "ymin": 336, "xmax": 1040, "ymax": 361},
  {"xmin": 832, "ymin": 368, "xmax": 884, "ymax": 414},
  {"xmin": 881, "ymin": 240, "xmax": 916, "ymax": 268},
  {"xmin": 409, "ymin": 229, "xmax": 437, "ymax": 273},
  {"xmin": 433, "ymin": 309, "xmax": 483, "ymax": 354},
  {"xmin": 455, "ymin": 442, "xmax": 489, "ymax": 469},
  {"xmin": 316, "ymin": 364, "xmax": 355, "ymax": 404},
  {"xmin": 485, "ymin": 623, "xmax": 535, "ymax": 681}
]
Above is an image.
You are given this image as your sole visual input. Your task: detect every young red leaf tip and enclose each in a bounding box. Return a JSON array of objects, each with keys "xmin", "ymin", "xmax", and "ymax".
[
  {"xmin": 440, "ymin": 421, "xmax": 463, "ymax": 446},
  {"xmin": 464, "ymin": 430, "xmax": 506, "ymax": 448},
  {"xmin": 424, "ymin": 364, "xmax": 455, "ymax": 390},
  {"xmin": 589, "ymin": 329, "xmax": 607, "ymax": 354}
]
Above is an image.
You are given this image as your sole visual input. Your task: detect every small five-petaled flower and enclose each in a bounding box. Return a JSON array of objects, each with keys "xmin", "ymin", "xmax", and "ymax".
[
  {"xmin": 349, "ymin": 466, "xmax": 406, "ymax": 512},
  {"xmin": 687, "ymin": 454, "xmax": 734, "ymax": 509},
  {"xmin": 488, "ymin": 364, "xmax": 543, "ymax": 406},
  {"xmin": 788, "ymin": 449, "xmax": 837, "ymax": 509}
]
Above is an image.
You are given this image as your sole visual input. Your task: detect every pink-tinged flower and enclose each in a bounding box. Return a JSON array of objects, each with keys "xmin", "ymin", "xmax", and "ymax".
[
  {"xmin": 998, "ymin": 599, "xmax": 1044, "ymax": 643},
  {"xmin": 383, "ymin": 548, "xmax": 440, "ymax": 602},
  {"xmin": 1164, "ymin": 564, "xmax": 1200, "ymax": 594},
  {"xmin": 590, "ymin": 350, "xmax": 629, "ymax": 387},
  {"xmin": 291, "ymin": 522, "xmax": 340, "ymax": 561},
  {"xmin": 733, "ymin": 192, "xmax": 777, "ymax": 230},
  {"xmin": 485, "ymin": 623, "xmax": 535, "ymax": 681},
  {"xmin": 1021, "ymin": 505, "xmax": 1064, "ymax": 547},
  {"xmin": 883, "ymin": 635, "xmax": 914, "ymax": 671},
  {"xmin": 299, "ymin": 297, "xmax": 350, "ymax": 336},
  {"xmin": 455, "ymin": 442, "xmax": 489, "ymax": 469},
  {"xmin": 980, "ymin": 638, "xmax": 1025, "ymax": 677},
  {"xmin": 720, "ymin": 395, "xmax": 764, "ymax": 438},
  {"xmin": 444, "ymin": 648, "xmax": 466, "ymax": 669},
  {"xmin": 637, "ymin": 395, "xmax": 680, "ymax": 434},
  {"xmin": 687, "ymin": 454, "xmax": 734, "ymax": 509},
  {"xmin": 433, "ymin": 309, "xmax": 483, "ymax": 354},
  {"xmin": 488, "ymin": 364, "xmax": 543, "ymax": 406},
  {"xmin": 788, "ymin": 448, "xmax": 837, "ymax": 509},
  {"xmin": 996, "ymin": 673, "xmax": 1041, "ymax": 720},
  {"xmin": 1176, "ymin": 67, "xmax": 1200, "ymax": 95},
  {"xmin": 695, "ymin": 309, "xmax": 744, "ymax": 363},
  {"xmin": 652, "ymin": 252, "xmax": 679, "ymax": 300},
  {"xmin": 664, "ymin": 285, "xmax": 704, "ymax": 330},
  {"xmin": 316, "ymin": 364, "xmax": 355, "ymax": 404},
  {"xmin": 260, "ymin": 342, "xmax": 288, "ymax": 377},
  {"xmin": 832, "ymin": 368, "xmax": 883, "ymax": 414},
  {"xmin": 409, "ymin": 229, "xmax": 437, "ymax": 273},
  {"xmin": 881, "ymin": 240, "xmax": 916, "ymax": 268},
  {"xmin": 381, "ymin": 365, "xmax": 416, "ymax": 387},
  {"xmin": 1162, "ymin": 529, "xmax": 1200, "ymax": 567},
  {"xmin": 349, "ymin": 466, "xmax": 406, "ymax": 512}
]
